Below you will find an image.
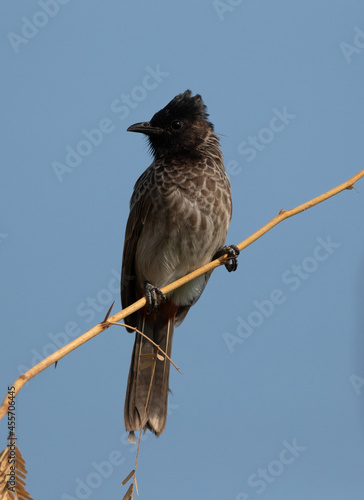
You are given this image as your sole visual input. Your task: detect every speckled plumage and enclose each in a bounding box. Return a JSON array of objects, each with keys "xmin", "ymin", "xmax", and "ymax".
[{"xmin": 121, "ymin": 90, "xmax": 233, "ymax": 439}]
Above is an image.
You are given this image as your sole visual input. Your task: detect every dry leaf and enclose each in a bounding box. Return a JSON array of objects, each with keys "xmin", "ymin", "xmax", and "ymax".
[
  {"xmin": 139, "ymin": 360, "xmax": 155, "ymax": 371},
  {"xmin": 0, "ymin": 439, "xmax": 33, "ymax": 500},
  {"xmin": 139, "ymin": 353, "xmax": 156, "ymax": 360},
  {"xmin": 121, "ymin": 469, "xmax": 135, "ymax": 486},
  {"xmin": 122, "ymin": 482, "xmax": 134, "ymax": 500}
]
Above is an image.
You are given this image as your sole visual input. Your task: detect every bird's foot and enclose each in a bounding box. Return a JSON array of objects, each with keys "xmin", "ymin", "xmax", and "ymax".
[
  {"xmin": 213, "ymin": 244, "xmax": 240, "ymax": 272},
  {"xmin": 144, "ymin": 281, "xmax": 166, "ymax": 312}
]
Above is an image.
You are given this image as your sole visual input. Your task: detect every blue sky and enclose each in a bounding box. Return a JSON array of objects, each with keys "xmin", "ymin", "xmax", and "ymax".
[{"xmin": 1, "ymin": 1, "xmax": 364, "ymax": 499}]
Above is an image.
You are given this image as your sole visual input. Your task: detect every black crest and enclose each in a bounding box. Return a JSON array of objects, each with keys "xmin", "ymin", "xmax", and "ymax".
[
  {"xmin": 127, "ymin": 90, "xmax": 216, "ymax": 158},
  {"xmin": 150, "ymin": 90, "xmax": 212, "ymax": 129}
]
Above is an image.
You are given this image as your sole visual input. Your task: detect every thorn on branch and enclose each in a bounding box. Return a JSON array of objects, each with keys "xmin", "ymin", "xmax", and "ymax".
[
  {"xmin": 103, "ymin": 302, "xmax": 115, "ymax": 322},
  {"xmin": 100, "ymin": 302, "xmax": 115, "ymax": 328},
  {"xmin": 346, "ymin": 184, "xmax": 358, "ymax": 192},
  {"xmin": 278, "ymin": 209, "xmax": 286, "ymax": 215}
]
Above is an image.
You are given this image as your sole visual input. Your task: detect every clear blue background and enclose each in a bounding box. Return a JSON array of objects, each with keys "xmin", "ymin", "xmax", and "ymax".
[{"xmin": 1, "ymin": 1, "xmax": 364, "ymax": 499}]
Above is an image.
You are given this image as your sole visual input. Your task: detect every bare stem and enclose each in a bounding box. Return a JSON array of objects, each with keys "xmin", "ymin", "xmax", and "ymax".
[{"xmin": 0, "ymin": 168, "xmax": 363, "ymax": 421}]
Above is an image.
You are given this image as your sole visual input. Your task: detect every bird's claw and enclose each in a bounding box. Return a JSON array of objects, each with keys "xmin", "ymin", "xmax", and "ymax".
[
  {"xmin": 144, "ymin": 281, "xmax": 166, "ymax": 312},
  {"xmin": 213, "ymin": 244, "xmax": 240, "ymax": 272}
]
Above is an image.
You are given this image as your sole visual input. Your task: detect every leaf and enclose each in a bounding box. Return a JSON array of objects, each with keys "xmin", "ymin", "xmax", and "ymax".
[
  {"xmin": 121, "ymin": 469, "xmax": 135, "ymax": 486},
  {"xmin": 122, "ymin": 482, "xmax": 134, "ymax": 500},
  {"xmin": 139, "ymin": 353, "xmax": 156, "ymax": 360},
  {"xmin": 0, "ymin": 439, "xmax": 33, "ymax": 500},
  {"xmin": 139, "ymin": 360, "xmax": 155, "ymax": 371}
]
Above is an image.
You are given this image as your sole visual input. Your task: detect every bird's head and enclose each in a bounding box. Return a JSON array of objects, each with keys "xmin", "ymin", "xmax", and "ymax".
[{"xmin": 127, "ymin": 90, "xmax": 215, "ymax": 158}]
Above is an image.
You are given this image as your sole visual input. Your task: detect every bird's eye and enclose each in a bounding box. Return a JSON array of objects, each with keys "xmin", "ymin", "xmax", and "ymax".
[{"xmin": 171, "ymin": 120, "xmax": 182, "ymax": 130}]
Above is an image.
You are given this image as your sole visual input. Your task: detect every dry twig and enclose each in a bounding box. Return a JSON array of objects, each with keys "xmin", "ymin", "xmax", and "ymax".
[{"xmin": 0, "ymin": 168, "xmax": 363, "ymax": 421}]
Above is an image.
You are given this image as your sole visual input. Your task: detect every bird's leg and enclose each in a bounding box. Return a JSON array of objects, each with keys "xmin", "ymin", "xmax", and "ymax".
[
  {"xmin": 144, "ymin": 281, "xmax": 166, "ymax": 312},
  {"xmin": 213, "ymin": 245, "xmax": 240, "ymax": 272}
]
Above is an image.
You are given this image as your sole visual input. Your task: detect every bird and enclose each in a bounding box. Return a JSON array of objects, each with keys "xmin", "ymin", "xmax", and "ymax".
[{"xmin": 121, "ymin": 90, "xmax": 239, "ymax": 443}]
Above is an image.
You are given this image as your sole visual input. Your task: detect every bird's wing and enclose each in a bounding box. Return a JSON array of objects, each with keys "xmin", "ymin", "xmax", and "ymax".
[{"xmin": 121, "ymin": 165, "xmax": 154, "ymax": 329}]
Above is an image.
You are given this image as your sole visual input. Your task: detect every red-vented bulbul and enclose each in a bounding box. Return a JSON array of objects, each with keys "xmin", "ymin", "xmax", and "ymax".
[{"xmin": 121, "ymin": 90, "xmax": 238, "ymax": 443}]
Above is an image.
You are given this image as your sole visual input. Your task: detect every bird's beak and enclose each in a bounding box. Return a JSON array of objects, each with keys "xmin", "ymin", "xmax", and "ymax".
[{"xmin": 127, "ymin": 122, "xmax": 163, "ymax": 135}]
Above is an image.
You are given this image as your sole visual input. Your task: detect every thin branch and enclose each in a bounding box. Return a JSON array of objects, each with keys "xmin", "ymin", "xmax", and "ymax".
[
  {"xmin": 122, "ymin": 350, "xmax": 158, "ymax": 498},
  {"xmin": 0, "ymin": 168, "xmax": 363, "ymax": 421},
  {"xmin": 133, "ymin": 354, "xmax": 157, "ymax": 494}
]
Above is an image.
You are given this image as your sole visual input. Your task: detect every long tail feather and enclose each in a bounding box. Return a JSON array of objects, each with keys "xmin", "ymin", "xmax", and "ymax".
[{"xmin": 124, "ymin": 313, "xmax": 175, "ymax": 439}]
